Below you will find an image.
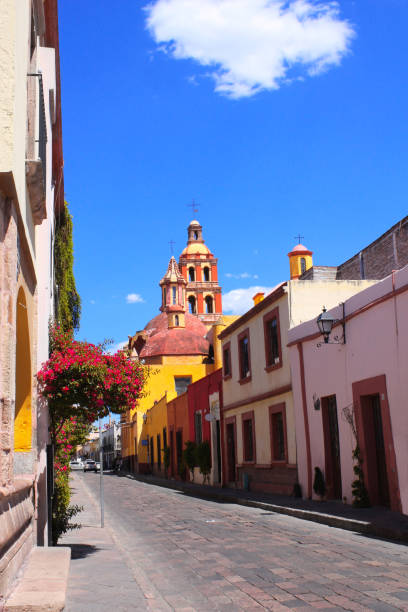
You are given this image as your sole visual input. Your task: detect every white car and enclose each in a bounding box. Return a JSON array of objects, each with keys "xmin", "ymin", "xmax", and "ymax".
[{"xmin": 69, "ymin": 459, "xmax": 83, "ymax": 471}]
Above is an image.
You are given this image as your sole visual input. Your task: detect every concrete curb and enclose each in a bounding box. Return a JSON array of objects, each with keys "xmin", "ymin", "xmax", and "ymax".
[{"xmin": 125, "ymin": 473, "xmax": 408, "ymax": 544}]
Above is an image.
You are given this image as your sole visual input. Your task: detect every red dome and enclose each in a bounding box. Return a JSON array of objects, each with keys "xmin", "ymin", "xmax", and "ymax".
[{"xmin": 139, "ymin": 312, "xmax": 209, "ymax": 358}]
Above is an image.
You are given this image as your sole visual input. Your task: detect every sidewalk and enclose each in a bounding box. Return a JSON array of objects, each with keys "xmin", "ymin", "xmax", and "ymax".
[
  {"xmin": 126, "ymin": 472, "xmax": 408, "ymax": 543},
  {"xmin": 60, "ymin": 474, "xmax": 147, "ymax": 612}
]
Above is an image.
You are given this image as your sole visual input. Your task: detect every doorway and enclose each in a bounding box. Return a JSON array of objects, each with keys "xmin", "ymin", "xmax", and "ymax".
[
  {"xmin": 322, "ymin": 395, "xmax": 342, "ymax": 500},
  {"xmin": 361, "ymin": 394, "xmax": 390, "ymax": 507},
  {"xmin": 226, "ymin": 421, "xmax": 236, "ymax": 483},
  {"xmin": 352, "ymin": 375, "xmax": 400, "ymax": 512}
]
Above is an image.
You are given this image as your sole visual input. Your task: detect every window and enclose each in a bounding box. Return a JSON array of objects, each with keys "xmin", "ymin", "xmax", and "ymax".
[
  {"xmin": 175, "ymin": 376, "xmax": 192, "ymax": 396},
  {"xmin": 189, "ymin": 267, "xmax": 195, "ymax": 281},
  {"xmin": 300, "ymin": 257, "xmax": 306, "ymax": 274},
  {"xmin": 157, "ymin": 434, "xmax": 161, "ymax": 469},
  {"xmin": 269, "ymin": 404, "xmax": 287, "ymax": 463},
  {"xmin": 223, "ymin": 343, "xmax": 231, "ymax": 378},
  {"xmin": 175, "ymin": 315, "xmax": 179, "ymax": 326},
  {"xmin": 150, "ymin": 436, "xmax": 154, "ymax": 466},
  {"xmin": 264, "ymin": 308, "xmax": 282, "ymax": 370},
  {"xmin": 163, "ymin": 427, "xmax": 167, "ymax": 450},
  {"xmin": 194, "ymin": 412, "xmax": 203, "ymax": 445},
  {"xmin": 205, "ymin": 295, "xmax": 213, "ymax": 313},
  {"xmin": 242, "ymin": 412, "xmax": 255, "ymax": 462},
  {"xmin": 203, "ymin": 267, "xmax": 210, "ymax": 281},
  {"xmin": 194, "ymin": 231, "xmax": 198, "ymax": 240},
  {"xmin": 188, "ymin": 295, "xmax": 196, "ymax": 314},
  {"xmin": 172, "ymin": 286, "xmax": 177, "ymax": 304},
  {"xmin": 238, "ymin": 330, "xmax": 251, "ymax": 382},
  {"xmin": 163, "ymin": 287, "xmax": 167, "ymax": 305}
]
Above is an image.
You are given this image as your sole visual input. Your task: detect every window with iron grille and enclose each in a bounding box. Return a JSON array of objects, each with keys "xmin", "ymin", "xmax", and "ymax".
[
  {"xmin": 194, "ymin": 412, "xmax": 202, "ymax": 445},
  {"xmin": 238, "ymin": 332, "xmax": 250, "ymax": 380},
  {"xmin": 157, "ymin": 434, "xmax": 161, "ymax": 469}
]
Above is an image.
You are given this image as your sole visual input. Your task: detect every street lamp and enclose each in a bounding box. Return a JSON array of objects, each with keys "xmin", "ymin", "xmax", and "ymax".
[{"xmin": 316, "ymin": 304, "xmax": 346, "ymax": 346}]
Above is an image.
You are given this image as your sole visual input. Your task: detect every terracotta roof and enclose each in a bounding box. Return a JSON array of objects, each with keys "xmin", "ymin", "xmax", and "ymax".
[{"xmin": 140, "ymin": 312, "xmax": 209, "ymax": 357}]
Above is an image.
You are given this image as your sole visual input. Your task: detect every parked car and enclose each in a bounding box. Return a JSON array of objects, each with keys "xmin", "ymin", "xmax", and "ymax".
[
  {"xmin": 69, "ymin": 459, "xmax": 83, "ymax": 471},
  {"xmin": 83, "ymin": 460, "xmax": 97, "ymax": 473}
]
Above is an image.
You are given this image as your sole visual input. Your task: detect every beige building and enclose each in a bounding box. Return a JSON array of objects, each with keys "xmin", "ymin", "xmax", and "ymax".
[
  {"xmin": 0, "ymin": 0, "xmax": 65, "ymax": 600},
  {"xmin": 219, "ymin": 248, "xmax": 375, "ymax": 495}
]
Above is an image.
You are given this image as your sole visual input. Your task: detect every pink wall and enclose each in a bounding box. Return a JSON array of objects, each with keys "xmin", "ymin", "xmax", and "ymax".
[{"xmin": 288, "ymin": 266, "xmax": 408, "ymax": 513}]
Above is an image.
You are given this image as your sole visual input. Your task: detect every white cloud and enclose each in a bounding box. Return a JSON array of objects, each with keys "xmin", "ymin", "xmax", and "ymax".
[
  {"xmin": 90, "ymin": 299, "xmax": 96, "ymax": 305},
  {"xmin": 126, "ymin": 293, "xmax": 145, "ymax": 304},
  {"xmin": 107, "ymin": 340, "xmax": 128, "ymax": 355},
  {"xmin": 225, "ymin": 272, "xmax": 258, "ymax": 279},
  {"xmin": 145, "ymin": 0, "xmax": 355, "ymax": 98},
  {"xmin": 223, "ymin": 285, "xmax": 276, "ymax": 315}
]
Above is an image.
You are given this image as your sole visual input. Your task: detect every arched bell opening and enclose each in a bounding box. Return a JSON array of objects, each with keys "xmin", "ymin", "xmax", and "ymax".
[
  {"xmin": 188, "ymin": 295, "xmax": 196, "ymax": 314},
  {"xmin": 205, "ymin": 295, "xmax": 214, "ymax": 314}
]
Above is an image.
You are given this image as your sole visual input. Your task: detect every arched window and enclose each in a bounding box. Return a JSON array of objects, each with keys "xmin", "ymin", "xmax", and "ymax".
[
  {"xmin": 203, "ymin": 267, "xmax": 210, "ymax": 282},
  {"xmin": 175, "ymin": 315, "xmax": 179, "ymax": 326},
  {"xmin": 300, "ymin": 258, "xmax": 306, "ymax": 274},
  {"xmin": 172, "ymin": 286, "xmax": 177, "ymax": 304},
  {"xmin": 188, "ymin": 295, "xmax": 196, "ymax": 314},
  {"xmin": 189, "ymin": 267, "xmax": 195, "ymax": 282},
  {"xmin": 205, "ymin": 295, "xmax": 213, "ymax": 314},
  {"xmin": 194, "ymin": 231, "xmax": 198, "ymax": 240},
  {"xmin": 163, "ymin": 288, "xmax": 167, "ymax": 306}
]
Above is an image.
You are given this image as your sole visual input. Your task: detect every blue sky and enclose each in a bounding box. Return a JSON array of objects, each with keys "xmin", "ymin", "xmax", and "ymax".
[{"xmin": 59, "ymin": 0, "xmax": 408, "ymax": 348}]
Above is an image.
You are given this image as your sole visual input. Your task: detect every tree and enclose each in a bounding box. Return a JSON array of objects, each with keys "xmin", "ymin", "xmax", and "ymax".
[
  {"xmin": 38, "ymin": 326, "xmax": 149, "ymax": 544},
  {"xmin": 182, "ymin": 441, "xmax": 197, "ymax": 482},
  {"xmin": 196, "ymin": 441, "xmax": 211, "ymax": 485}
]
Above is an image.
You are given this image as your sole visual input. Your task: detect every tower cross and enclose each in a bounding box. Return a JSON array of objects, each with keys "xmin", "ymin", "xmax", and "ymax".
[
  {"xmin": 169, "ymin": 240, "xmax": 176, "ymax": 255},
  {"xmin": 187, "ymin": 199, "xmax": 200, "ymax": 216},
  {"xmin": 294, "ymin": 234, "xmax": 304, "ymax": 244}
]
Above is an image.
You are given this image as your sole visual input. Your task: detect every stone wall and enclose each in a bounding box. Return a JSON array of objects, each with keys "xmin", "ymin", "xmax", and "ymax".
[{"xmin": 337, "ymin": 216, "xmax": 408, "ymax": 280}]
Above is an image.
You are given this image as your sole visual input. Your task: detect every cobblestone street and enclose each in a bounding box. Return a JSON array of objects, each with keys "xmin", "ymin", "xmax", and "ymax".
[{"xmin": 63, "ymin": 472, "xmax": 408, "ymax": 611}]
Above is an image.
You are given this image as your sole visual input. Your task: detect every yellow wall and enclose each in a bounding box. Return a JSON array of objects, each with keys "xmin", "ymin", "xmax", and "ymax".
[
  {"xmin": 14, "ymin": 287, "xmax": 32, "ymax": 452},
  {"xmin": 289, "ymin": 253, "xmax": 313, "ymax": 279},
  {"xmin": 138, "ymin": 394, "xmax": 168, "ymax": 465}
]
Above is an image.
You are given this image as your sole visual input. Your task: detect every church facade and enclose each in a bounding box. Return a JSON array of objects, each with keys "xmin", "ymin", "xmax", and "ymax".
[{"xmin": 121, "ymin": 221, "xmax": 234, "ymax": 473}]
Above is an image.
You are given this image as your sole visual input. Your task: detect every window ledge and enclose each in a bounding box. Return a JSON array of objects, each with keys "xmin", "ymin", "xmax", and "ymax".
[
  {"xmin": 238, "ymin": 376, "xmax": 252, "ymax": 385},
  {"xmin": 265, "ymin": 362, "xmax": 282, "ymax": 373},
  {"xmin": 223, "ymin": 374, "xmax": 232, "ymax": 381}
]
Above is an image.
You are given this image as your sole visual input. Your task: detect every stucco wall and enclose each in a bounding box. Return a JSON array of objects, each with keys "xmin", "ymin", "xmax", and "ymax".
[{"xmin": 288, "ymin": 266, "xmax": 408, "ymax": 512}]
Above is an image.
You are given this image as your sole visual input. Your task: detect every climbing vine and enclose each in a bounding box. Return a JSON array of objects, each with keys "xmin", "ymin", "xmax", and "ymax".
[{"xmin": 54, "ymin": 200, "xmax": 81, "ymax": 332}]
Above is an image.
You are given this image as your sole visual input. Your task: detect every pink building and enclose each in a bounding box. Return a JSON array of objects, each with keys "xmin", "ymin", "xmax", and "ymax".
[{"xmin": 288, "ymin": 265, "xmax": 408, "ymax": 514}]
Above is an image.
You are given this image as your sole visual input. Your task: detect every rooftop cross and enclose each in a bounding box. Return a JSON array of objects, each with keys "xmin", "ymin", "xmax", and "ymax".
[
  {"xmin": 294, "ymin": 234, "xmax": 304, "ymax": 244},
  {"xmin": 187, "ymin": 199, "xmax": 200, "ymax": 216}
]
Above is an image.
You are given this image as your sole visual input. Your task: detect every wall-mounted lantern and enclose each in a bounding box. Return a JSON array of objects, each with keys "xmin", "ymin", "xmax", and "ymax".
[{"xmin": 317, "ymin": 303, "xmax": 346, "ymax": 346}]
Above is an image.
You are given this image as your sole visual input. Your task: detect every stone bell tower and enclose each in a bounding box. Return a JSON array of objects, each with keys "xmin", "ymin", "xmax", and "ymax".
[
  {"xmin": 179, "ymin": 220, "xmax": 222, "ymax": 326},
  {"xmin": 159, "ymin": 256, "xmax": 187, "ymax": 329}
]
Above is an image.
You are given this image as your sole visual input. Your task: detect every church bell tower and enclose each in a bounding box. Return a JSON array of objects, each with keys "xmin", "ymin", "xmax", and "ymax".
[
  {"xmin": 160, "ymin": 256, "xmax": 187, "ymax": 328},
  {"xmin": 179, "ymin": 220, "xmax": 222, "ymax": 326}
]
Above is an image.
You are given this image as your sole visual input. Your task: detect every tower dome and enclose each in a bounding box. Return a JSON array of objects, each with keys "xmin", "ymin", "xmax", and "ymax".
[{"xmin": 288, "ymin": 243, "xmax": 313, "ymax": 279}]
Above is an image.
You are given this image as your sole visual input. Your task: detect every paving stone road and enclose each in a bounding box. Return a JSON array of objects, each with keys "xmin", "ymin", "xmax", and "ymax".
[{"xmin": 64, "ymin": 472, "xmax": 408, "ymax": 611}]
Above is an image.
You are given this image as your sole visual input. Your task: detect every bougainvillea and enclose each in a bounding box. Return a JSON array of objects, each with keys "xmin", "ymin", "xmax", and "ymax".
[{"xmin": 37, "ymin": 326, "xmax": 148, "ymax": 442}]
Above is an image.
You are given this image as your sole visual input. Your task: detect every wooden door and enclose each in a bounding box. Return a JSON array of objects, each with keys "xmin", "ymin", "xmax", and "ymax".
[{"xmin": 322, "ymin": 395, "xmax": 342, "ymax": 500}]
